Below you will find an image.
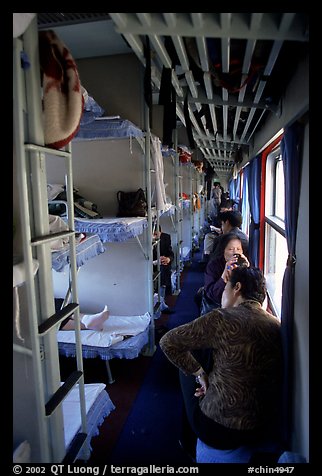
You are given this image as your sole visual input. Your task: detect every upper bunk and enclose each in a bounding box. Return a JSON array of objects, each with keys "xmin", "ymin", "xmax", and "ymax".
[
  {"xmin": 51, "ymin": 233, "xmax": 105, "ymax": 272},
  {"xmin": 73, "ymin": 217, "xmax": 148, "ymax": 243},
  {"xmin": 74, "ymin": 116, "xmax": 144, "ymax": 141}
]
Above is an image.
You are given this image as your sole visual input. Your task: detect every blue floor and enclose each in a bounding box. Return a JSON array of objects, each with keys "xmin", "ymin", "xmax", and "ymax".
[{"xmin": 107, "ymin": 250, "xmax": 204, "ymax": 464}]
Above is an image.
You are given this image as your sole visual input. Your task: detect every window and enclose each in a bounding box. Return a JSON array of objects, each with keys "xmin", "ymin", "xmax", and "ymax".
[{"xmin": 264, "ymin": 148, "xmax": 287, "ymax": 319}]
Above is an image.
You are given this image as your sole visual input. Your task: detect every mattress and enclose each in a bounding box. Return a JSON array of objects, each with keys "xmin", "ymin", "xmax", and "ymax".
[
  {"xmin": 73, "ymin": 217, "xmax": 148, "ymax": 243},
  {"xmin": 74, "ymin": 117, "xmax": 144, "ymax": 140},
  {"xmin": 63, "ymin": 383, "xmax": 115, "ymax": 454},
  {"xmin": 57, "ymin": 313, "xmax": 151, "ymax": 360},
  {"xmin": 52, "ymin": 234, "xmax": 105, "ymax": 272}
]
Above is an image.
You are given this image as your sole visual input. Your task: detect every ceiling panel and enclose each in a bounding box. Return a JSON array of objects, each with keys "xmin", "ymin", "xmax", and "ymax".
[{"xmin": 37, "ymin": 12, "xmax": 309, "ymax": 178}]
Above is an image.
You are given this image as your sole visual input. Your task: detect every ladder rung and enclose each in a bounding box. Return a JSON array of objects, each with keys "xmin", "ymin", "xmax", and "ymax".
[
  {"xmin": 31, "ymin": 230, "xmax": 75, "ymax": 246},
  {"xmin": 45, "ymin": 370, "xmax": 83, "ymax": 416},
  {"xmin": 38, "ymin": 303, "xmax": 79, "ymax": 335},
  {"xmin": 62, "ymin": 433, "xmax": 88, "ymax": 463},
  {"xmin": 25, "ymin": 142, "xmax": 71, "ymax": 158}
]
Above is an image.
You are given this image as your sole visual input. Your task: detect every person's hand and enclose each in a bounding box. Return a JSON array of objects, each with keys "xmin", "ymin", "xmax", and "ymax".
[
  {"xmin": 194, "ymin": 373, "xmax": 209, "ymax": 397},
  {"xmin": 160, "ymin": 256, "xmax": 170, "ymax": 265},
  {"xmin": 221, "ymin": 257, "xmax": 235, "ymax": 282},
  {"xmin": 239, "ymin": 253, "xmax": 250, "ymax": 267},
  {"xmin": 210, "ymin": 225, "xmax": 222, "ymax": 234}
]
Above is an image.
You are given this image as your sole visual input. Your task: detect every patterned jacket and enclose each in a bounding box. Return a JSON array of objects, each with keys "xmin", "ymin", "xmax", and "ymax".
[{"xmin": 160, "ymin": 300, "xmax": 282, "ymax": 430}]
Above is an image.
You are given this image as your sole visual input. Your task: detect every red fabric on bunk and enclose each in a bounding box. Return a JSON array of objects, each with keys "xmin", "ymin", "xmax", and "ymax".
[{"xmin": 39, "ymin": 30, "xmax": 84, "ymax": 149}]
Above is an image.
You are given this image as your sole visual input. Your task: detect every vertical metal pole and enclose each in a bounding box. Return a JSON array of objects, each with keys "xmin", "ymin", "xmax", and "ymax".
[
  {"xmin": 144, "ymin": 104, "xmax": 155, "ymax": 355},
  {"xmin": 188, "ymin": 164, "xmax": 193, "ymax": 259},
  {"xmin": 173, "ymin": 130, "xmax": 181, "ymax": 293},
  {"xmin": 66, "ymin": 143, "xmax": 89, "ymax": 458}
]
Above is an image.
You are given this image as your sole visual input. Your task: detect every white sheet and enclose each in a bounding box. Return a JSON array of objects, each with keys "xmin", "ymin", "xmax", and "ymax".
[
  {"xmin": 62, "ymin": 383, "xmax": 108, "ymax": 448},
  {"xmin": 57, "ymin": 312, "xmax": 151, "ymax": 348}
]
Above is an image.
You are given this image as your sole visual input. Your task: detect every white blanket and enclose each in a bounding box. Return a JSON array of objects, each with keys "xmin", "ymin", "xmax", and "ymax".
[{"xmin": 57, "ymin": 312, "xmax": 151, "ymax": 348}]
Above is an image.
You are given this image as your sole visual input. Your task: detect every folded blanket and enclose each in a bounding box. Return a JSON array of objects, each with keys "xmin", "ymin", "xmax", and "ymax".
[{"xmin": 39, "ymin": 30, "xmax": 84, "ymax": 149}]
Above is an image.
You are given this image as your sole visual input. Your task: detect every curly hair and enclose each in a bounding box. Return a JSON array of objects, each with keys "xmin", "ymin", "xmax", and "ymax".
[{"xmin": 229, "ymin": 266, "xmax": 267, "ymax": 304}]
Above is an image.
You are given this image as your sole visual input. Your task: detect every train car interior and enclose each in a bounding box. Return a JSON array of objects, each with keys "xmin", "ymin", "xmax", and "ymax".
[{"xmin": 13, "ymin": 13, "xmax": 309, "ymax": 465}]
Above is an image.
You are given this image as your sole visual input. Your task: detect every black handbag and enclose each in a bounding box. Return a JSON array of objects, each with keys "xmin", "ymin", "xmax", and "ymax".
[
  {"xmin": 200, "ymin": 288, "xmax": 220, "ymax": 315},
  {"xmin": 116, "ymin": 188, "xmax": 147, "ymax": 217}
]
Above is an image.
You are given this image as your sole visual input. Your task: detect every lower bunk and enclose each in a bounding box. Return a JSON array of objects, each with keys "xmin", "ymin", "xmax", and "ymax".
[
  {"xmin": 13, "ymin": 383, "xmax": 115, "ymax": 463},
  {"xmin": 63, "ymin": 382, "xmax": 115, "ymax": 462},
  {"xmin": 57, "ymin": 313, "xmax": 151, "ymax": 383}
]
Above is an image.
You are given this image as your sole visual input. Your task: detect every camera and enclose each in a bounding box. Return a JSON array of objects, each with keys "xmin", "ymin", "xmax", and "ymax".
[{"xmin": 233, "ymin": 253, "xmax": 247, "ymax": 266}]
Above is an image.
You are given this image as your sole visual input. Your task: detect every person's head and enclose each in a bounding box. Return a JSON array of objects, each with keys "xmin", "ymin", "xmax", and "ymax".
[
  {"xmin": 153, "ymin": 225, "xmax": 162, "ymax": 239},
  {"xmin": 217, "ymin": 232, "xmax": 243, "ymax": 261},
  {"xmin": 221, "ymin": 266, "xmax": 267, "ymax": 308},
  {"xmin": 218, "ymin": 210, "xmax": 243, "ymax": 233}
]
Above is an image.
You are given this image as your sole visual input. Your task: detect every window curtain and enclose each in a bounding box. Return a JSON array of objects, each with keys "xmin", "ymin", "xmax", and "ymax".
[
  {"xmin": 280, "ymin": 122, "xmax": 303, "ymax": 448},
  {"xmin": 228, "ymin": 175, "xmax": 241, "ymax": 210},
  {"xmin": 247, "ymin": 155, "xmax": 261, "ymax": 266},
  {"xmin": 228, "ymin": 178, "xmax": 236, "ymax": 203},
  {"xmin": 241, "ymin": 165, "xmax": 250, "ymax": 236}
]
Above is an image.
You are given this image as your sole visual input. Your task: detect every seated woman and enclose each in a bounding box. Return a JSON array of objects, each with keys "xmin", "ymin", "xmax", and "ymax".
[
  {"xmin": 160, "ymin": 266, "xmax": 282, "ymax": 459},
  {"xmin": 197, "ymin": 232, "xmax": 249, "ymax": 315},
  {"xmin": 59, "ymin": 305, "xmax": 109, "ymax": 331}
]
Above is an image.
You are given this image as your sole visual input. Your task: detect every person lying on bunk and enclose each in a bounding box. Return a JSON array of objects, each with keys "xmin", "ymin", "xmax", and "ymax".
[
  {"xmin": 59, "ymin": 305, "xmax": 109, "ymax": 331},
  {"xmin": 195, "ymin": 232, "xmax": 249, "ymax": 315},
  {"xmin": 160, "ymin": 266, "xmax": 282, "ymax": 460},
  {"xmin": 153, "ymin": 226, "xmax": 174, "ymax": 296}
]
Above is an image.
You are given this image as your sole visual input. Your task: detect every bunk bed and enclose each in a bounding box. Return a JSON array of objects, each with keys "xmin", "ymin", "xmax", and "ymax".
[
  {"xmin": 49, "ymin": 216, "xmax": 151, "ymax": 380},
  {"xmin": 54, "ymin": 219, "xmax": 151, "ymax": 371},
  {"xmin": 74, "ymin": 116, "xmax": 144, "ymax": 141},
  {"xmin": 51, "ymin": 233, "xmax": 105, "ymax": 272},
  {"xmin": 46, "ymin": 113, "xmax": 156, "ymax": 379},
  {"xmin": 63, "ymin": 383, "xmax": 115, "ymax": 458},
  {"xmin": 57, "ymin": 312, "xmax": 151, "ymax": 360},
  {"xmin": 72, "ymin": 217, "xmax": 148, "ymax": 243}
]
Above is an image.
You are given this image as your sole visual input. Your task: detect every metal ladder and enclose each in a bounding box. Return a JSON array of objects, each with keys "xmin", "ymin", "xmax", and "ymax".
[{"xmin": 13, "ymin": 17, "xmax": 88, "ymax": 463}]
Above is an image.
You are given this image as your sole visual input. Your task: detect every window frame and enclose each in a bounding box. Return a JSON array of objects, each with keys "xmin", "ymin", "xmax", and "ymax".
[{"xmin": 264, "ymin": 147, "xmax": 287, "ymax": 319}]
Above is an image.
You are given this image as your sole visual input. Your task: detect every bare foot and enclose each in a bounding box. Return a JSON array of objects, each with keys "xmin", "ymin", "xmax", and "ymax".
[{"xmin": 81, "ymin": 305, "xmax": 109, "ymax": 331}]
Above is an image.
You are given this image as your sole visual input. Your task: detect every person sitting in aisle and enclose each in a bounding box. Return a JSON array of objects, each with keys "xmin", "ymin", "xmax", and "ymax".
[
  {"xmin": 199, "ymin": 204, "xmax": 235, "ymax": 265},
  {"xmin": 209, "ymin": 182, "xmax": 222, "ymax": 220},
  {"xmin": 153, "ymin": 226, "xmax": 174, "ymax": 297},
  {"xmin": 153, "ymin": 226, "xmax": 175, "ymax": 314},
  {"xmin": 59, "ymin": 305, "xmax": 109, "ymax": 331},
  {"xmin": 160, "ymin": 266, "xmax": 282, "ymax": 462},
  {"xmin": 197, "ymin": 233, "xmax": 249, "ymax": 315},
  {"xmin": 209, "ymin": 210, "xmax": 249, "ymax": 262},
  {"xmin": 220, "ymin": 191, "xmax": 231, "ymax": 209}
]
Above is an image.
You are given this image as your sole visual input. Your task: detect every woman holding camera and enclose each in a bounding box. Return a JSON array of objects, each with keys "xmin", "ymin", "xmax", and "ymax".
[{"xmin": 199, "ymin": 232, "xmax": 249, "ymax": 315}]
